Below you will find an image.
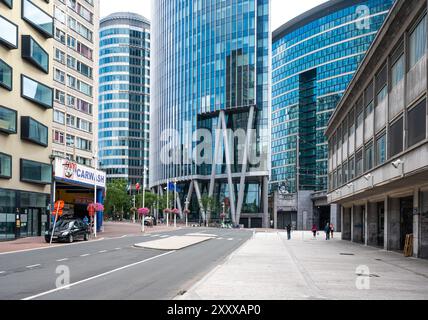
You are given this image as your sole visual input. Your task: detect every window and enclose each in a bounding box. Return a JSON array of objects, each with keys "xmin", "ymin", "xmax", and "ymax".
[
  {"xmin": 22, "ymin": 0, "xmax": 54, "ymax": 38},
  {"xmin": 0, "ymin": 0, "xmax": 13, "ymax": 9},
  {"xmin": 408, "ymin": 100, "xmax": 427, "ymax": 147},
  {"xmin": 20, "ymin": 159, "xmax": 51, "ymax": 185},
  {"xmin": 409, "ymin": 15, "xmax": 427, "ymax": 68},
  {"xmin": 0, "ymin": 58, "xmax": 12, "ymax": 90},
  {"xmin": 376, "ymin": 134, "xmax": 386, "ymax": 166},
  {"xmin": 0, "ymin": 105, "xmax": 17, "ymax": 134},
  {"xmin": 391, "ymin": 55, "xmax": 404, "ymax": 88},
  {"xmin": 0, "ymin": 152, "xmax": 11, "ymax": 179},
  {"xmin": 356, "ymin": 150, "xmax": 363, "ymax": 177},
  {"xmin": 389, "ymin": 118, "xmax": 404, "ymax": 157},
  {"xmin": 349, "ymin": 156, "xmax": 355, "ymax": 180},
  {"xmin": 21, "ymin": 75, "xmax": 53, "ymax": 108},
  {"xmin": 0, "ymin": 15, "xmax": 18, "ymax": 48},
  {"xmin": 53, "ymin": 130, "xmax": 64, "ymax": 144},
  {"xmin": 365, "ymin": 143, "xmax": 374, "ymax": 171},
  {"xmin": 55, "ymin": 89, "xmax": 65, "ymax": 104},
  {"xmin": 53, "ymin": 110, "xmax": 64, "ymax": 124},
  {"xmin": 21, "ymin": 116, "xmax": 48, "ymax": 147},
  {"xmin": 21, "ymin": 35, "xmax": 49, "ymax": 73}
]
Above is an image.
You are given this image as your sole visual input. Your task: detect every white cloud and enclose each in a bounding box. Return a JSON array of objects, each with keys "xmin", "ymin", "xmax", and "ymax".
[{"xmin": 100, "ymin": 0, "xmax": 329, "ymax": 30}]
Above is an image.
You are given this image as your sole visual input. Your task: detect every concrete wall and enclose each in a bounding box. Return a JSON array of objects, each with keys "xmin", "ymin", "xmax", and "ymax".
[{"xmin": 298, "ymin": 191, "xmax": 314, "ymax": 230}]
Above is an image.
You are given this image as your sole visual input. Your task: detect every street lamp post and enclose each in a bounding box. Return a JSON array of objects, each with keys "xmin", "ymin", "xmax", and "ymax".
[
  {"xmin": 142, "ymin": 166, "xmax": 148, "ymax": 233},
  {"xmin": 173, "ymin": 178, "xmax": 177, "ymax": 228},
  {"xmin": 184, "ymin": 197, "xmax": 189, "ymax": 228},
  {"xmin": 166, "ymin": 180, "xmax": 169, "ymax": 228},
  {"xmin": 222, "ymin": 201, "xmax": 226, "ymax": 225}
]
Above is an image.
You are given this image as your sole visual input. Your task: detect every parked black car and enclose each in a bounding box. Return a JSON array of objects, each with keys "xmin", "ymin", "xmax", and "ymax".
[{"xmin": 45, "ymin": 219, "xmax": 90, "ymax": 243}]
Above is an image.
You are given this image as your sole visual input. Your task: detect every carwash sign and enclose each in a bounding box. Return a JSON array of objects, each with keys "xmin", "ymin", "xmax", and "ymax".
[{"xmin": 54, "ymin": 158, "xmax": 106, "ymax": 188}]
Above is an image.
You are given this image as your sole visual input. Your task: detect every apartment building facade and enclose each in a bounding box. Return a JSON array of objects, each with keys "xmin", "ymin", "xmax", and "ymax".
[
  {"xmin": 0, "ymin": 0, "xmax": 54, "ymax": 240},
  {"xmin": 51, "ymin": 0, "xmax": 99, "ymax": 167}
]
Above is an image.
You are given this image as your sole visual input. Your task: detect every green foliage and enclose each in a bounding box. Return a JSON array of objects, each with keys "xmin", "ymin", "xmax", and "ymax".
[{"xmin": 104, "ymin": 179, "xmax": 130, "ymax": 219}]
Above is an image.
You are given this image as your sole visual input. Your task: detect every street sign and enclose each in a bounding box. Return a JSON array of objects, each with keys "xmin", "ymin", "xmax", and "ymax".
[{"xmin": 136, "ymin": 183, "xmax": 141, "ymax": 191}]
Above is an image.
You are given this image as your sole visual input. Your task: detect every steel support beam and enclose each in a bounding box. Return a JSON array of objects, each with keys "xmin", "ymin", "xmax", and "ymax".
[
  {"xmin": 236, "ymin": 106, "xmax": 255, "ymax": 224},
  {"xmin": 220, "ymin": 111, "xmax": 237, "ymax": 226},
  {"xmin": 193, "ymin": 180, "xmax": 206, "ymax": 222}
]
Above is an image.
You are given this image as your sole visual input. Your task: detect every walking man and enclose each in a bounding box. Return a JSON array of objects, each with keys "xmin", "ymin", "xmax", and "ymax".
[
  {"xmin": 286, "ymin": 224, "xmax": 292, "ymax": 240},
  {"xmin": 324, "ymin": 223, "xmax": 331, "ymax": 240}
]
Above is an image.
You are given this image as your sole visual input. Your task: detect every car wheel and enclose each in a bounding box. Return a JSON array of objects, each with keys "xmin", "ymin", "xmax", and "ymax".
[
  {"xmin": 45, "ymin": 237, "xmax": 50, "ymax": 243},
  {"xmin": 68, "ymin": 235, "xmax": 73, "ymax": 243}
]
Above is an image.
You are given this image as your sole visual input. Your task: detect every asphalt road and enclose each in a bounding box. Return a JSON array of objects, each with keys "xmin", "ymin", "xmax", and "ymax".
[{"xmin": 0, "ymin": 228, "xmax": 252, "ymax": 300}]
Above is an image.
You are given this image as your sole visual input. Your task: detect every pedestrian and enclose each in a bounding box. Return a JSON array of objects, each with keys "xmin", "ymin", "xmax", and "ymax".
[
  {"xmin": 330, "ymin": 223, "xmax": 334, "ymax": 239},
  {"xmin": 286, "ymin": 224, "xmax": 292, "ymax": 240},
  {"xmin": 324, "ymin": 223, "xmax": 331, "ymax": 240},
  {"xmin": 311, "ymin": 224, "xmax": 317, "ymax": 239},
  {"xmin": 83, "ymin": 216, "xmax": 89, "ymax": 226}
]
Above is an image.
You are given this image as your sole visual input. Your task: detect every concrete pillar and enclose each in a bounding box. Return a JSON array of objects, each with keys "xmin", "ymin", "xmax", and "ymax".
[
  {"xmin": 341, "ymin": 206, "xmax": 344, "ymax": 238},
  {"xmin": 342, "ymin": 207, "xmax": 352, "ymax": 241},
  {"xmin": 351, "ymin": 206, "xmax": 354, "ymax": 242},
  {"xmin": 367, "ymin": 202, "xmax": 378, "ymax": 246},
  {"xmin": 364, "ymin": 202, "xmax": 369, "ymax": 246},
  {"xmin": 388, "ymin": 198, "xmax": 401, "ymax": 251},
  {"xmin": 263, "ymin": 176, "xmax": 269, "ymax": 228},
  {"xmin": 384, "ymin": 197, "xmax": 389, "ymax": 251},
  {"xmin": 413, "ymin": 189, "xmax": 420, "ymax": 258},
  {"xmin": 274, "ymin": 191, "xmax": 278, "ymax": 230},
  {"xmin": 353, "ymin": 205, "xmax": 364, "ymax": 243},
  {"xmin": 331, "ymin": 204, "xmax": 339, "ymax": 232}
]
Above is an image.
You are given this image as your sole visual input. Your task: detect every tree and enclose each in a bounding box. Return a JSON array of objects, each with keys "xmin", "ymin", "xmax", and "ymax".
[
  {"xmin": 104, "ymin": 179, "xmax": 130, "ymax": 221},
  {"xmin": 201, "ymin": 195, "xmax": 217, "ymax": 225}
]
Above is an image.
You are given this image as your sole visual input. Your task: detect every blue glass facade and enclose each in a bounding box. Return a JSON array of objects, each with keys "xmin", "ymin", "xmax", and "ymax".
[
  {"xmin": 98, "ymin": 13, "xmax": 150, "ymax": 186},
  {"xmin": 271, "ymin": 0, "xmax": 395, "ymax": 194},
  {"xmin": 151, "ymin": 0, "xmax": 271, "ymax": 226}
]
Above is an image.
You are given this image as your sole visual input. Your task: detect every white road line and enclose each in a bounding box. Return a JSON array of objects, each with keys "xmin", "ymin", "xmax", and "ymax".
[
  {"xmin": 227, "ymin": 238, "xmax": 234, "ymax": 241},
  {"xmin": 26, "ymin": 264, "xmax": 41, "ymax": 269},
  {"xmin": 56, "ymin": 258, "xmax": 69, "ymax": 262},
  {"xmin": 98, "ymin": 250, "xmax": 107, "ymax": 253},
  {"xmin": 114, "ymin": 248, "xmax": 121, "ymax": 250},
  {"xmin": 22, "ymin": 251, "xmax": 176, "ymax": 301},
  {"xmin": 0, "ymin": 271, "xmax": 5, "ymax": 274},
  {"xmin": 80, "ymin": 254, "xmax": 90, "ymax": 257},
  {"xmin": 160, "ymin": 235, "xmax": 169, "ymax": 238}
]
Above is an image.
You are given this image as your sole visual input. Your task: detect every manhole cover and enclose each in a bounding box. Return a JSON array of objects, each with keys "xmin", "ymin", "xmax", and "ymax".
[{"xmin": 340, "ymin": 253, "xmax": 355, "ymax": 256}]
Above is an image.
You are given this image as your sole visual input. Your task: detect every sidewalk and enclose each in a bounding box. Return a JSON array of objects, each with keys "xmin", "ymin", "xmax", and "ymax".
[
  {"xmin": 0, "ymin": 221, "xmax": 183, "ymax": 254},
  {"xmin": 179, "ymin": 231, "xmax": 428, "ymax": 300}
]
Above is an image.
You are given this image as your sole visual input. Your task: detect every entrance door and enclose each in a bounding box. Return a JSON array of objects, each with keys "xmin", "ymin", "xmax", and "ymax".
[{"xmin": 400, "ymin": 197, "xmax": 414, "ymax": 250}]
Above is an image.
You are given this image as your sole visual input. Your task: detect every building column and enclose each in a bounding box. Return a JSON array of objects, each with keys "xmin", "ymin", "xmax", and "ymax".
[
  {"xmin": 413, "ymin": 189, "xmax": 420, "ymax": 258},
  {"xmin": 351, "ymin": 206, "xmax": 354, "ymax": 242},
  {"xmin": 387, "ymin": 197, "xmax": 401, "ymax": 251},
  {"xmin": 367, "ymin": 202, "xmax": 378, "ymax": 247},
  {"xmin": 364, "ymin": 202, "xmax": 369, "ymax": 246},
  {"xmin": 341, "ymin": 206, "xmax": 344, "ymax": 239},
  {"xmin": 263, "ymin": 176, "xmax": 269, "ymax": 228},
  {"xmin": 353, "ymin": 205, "xmax": 363, "ymax": 243},
  {"xmin": 274, "ymin": 191, "xmax": 278, "ymax": 230},
  {"xmin": 384, "ymin": 196, "xmax": 389, "ymax": 251}
]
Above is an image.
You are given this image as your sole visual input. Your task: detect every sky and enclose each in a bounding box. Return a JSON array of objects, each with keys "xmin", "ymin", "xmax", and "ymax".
[{"xmin": 100, "ymin": 0, "xmax": 329, "ymax": 31}]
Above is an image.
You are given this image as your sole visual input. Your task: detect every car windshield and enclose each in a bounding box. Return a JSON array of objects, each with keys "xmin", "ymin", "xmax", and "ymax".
[{"xmin": 53, "ymin": 220, "xmax": 74, "ymax": 231}]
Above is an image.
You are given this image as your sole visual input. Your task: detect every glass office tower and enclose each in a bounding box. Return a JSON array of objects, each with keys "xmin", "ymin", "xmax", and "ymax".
[
  {"xmin": 98, "ymin": 13, "xmax": 151, "ymax": 187},
  {"xmin": 151, "ymin": 0, "xmax": 271, "ymax": 228},
  {"xmin": 271, "ymin": 0, "xmax": 394, "ymax": 230}
]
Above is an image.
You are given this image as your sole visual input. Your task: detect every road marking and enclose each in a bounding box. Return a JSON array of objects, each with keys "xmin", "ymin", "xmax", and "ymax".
[
  {"xmin": 114, "ymin": 248, "xmax": 121, "ymax": 250},
  {"xmin": 98, "ymin": 250, "xmax": 107, "ymax": 253},
  {"xmin": 227, "ymin": 238, "xmax": 234, "ymax": 241},
  {"xmin": 0, "ymin": 271, "xmax": 5, "ymax": 274},
  {"xmin": 56, "ymin": 258, "xmax": 69, "ymax": 262},
  {"xmin": 80, "ymin": 254, "xmax": 90, "ymax": 257},
  {"xmin": 160, "ymin": 235, "xmax": 169, "ymax": 238},
  {"xmin": 22, "ymin": 251, "xmax": 176, "ymax": 301},
  {"xmin": 217, "ymin": 237, "xmax": 224, "ymax": 240},
  {"xmin": 26, "ymin": 264, "xmax": 41, "ymax": 269},
  {"xmin": 151, "ymin": 235, "xmax": 159, "ymax": 237}
]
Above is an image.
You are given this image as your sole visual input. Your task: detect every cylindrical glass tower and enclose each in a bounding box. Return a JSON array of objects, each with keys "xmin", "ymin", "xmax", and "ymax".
[
  {"xmin": 151, "ymin": 0, "xmax": 271, "ymax": 227},
  {"xmin": 98, "ymin": 13, "xmax": 151, "ymax": 187}
]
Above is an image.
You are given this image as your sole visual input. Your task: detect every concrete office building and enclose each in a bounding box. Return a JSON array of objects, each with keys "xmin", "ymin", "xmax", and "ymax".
[
  {"xmin": 150, "ymin": 0, "xmax": 271, "ymax": 228},
  {"xmin": 51, "ymin": 0, "xmax": 99, "ymax": 168},
  {"xmin": 327, "ymin": 0, "xmax": 428, "ymax": 259},
  {"xmin": 271, "ymin": 0, "xmax": 394, "ymax": 230},
  {"xmin": 0, "ymin": 0, "xmax": 54, "ymax": 240},
  {"xmin": 98, "ymin": 13, "xmax": 150, "ymax": 188}
]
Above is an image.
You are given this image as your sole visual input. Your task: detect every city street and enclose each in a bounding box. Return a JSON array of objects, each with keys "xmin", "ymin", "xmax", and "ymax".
[{"xmin": 0, "ymin": 228, "xmax": 252, "ymax": 300}]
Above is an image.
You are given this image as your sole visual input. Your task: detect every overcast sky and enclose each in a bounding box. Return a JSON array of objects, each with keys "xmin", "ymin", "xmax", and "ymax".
[{"xmin": 100, "ymin": 0, "xmax": 329, "ymax": 31}]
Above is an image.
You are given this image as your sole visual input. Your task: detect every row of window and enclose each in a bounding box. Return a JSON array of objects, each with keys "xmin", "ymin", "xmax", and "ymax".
[
  {"xmin": 55, "ymin": 27, "xmax": 93, "ymax": 61},
  {"xmin": 54, "ymin": 48, "xmax": 93, "ymax": 79},
  {"xmin": 54, "ymin": 89, "xmax": 93, "ymax": 115},
  {"xmin": 56, "ymin": 0, "xmax": 94, "ymax": 25},
  {"xmin": 0, "ymin": 153, "xmax": 51, "ymax": 185},
  {"xmin": 53, "ymin": 110, "xmax": 92, "ymax": 133}
]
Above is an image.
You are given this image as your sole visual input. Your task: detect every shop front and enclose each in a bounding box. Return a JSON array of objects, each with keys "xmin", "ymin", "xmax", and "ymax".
[{"xmin": 53, "ymin": 158, "xmax": 106, "ymax": 232}]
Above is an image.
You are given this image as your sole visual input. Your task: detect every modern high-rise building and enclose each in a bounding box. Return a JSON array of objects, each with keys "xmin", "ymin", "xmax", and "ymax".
[
  {"xmin": 150, "ymin": 0, "xmax": 271, "ymax": 228},
  {"xmin": 271, "ymin": 0, "xmax": 394, "ymax": 230},
  {"xmin": 0, "ymin": 0, "xmax": 54, "ymax": 240},
  {"xmin": 98, "ymin": 13, "xmax": 151, "ymax": 187},
  {"xmin": 51, "ymin": 0, "xmax": 99, "ymax": 168}
]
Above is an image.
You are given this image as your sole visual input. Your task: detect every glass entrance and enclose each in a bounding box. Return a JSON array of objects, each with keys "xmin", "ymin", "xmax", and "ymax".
[{"xmin": 400, "ymin": 197, "xmax": 414, "ymax": 250}]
